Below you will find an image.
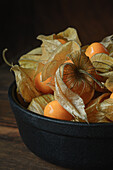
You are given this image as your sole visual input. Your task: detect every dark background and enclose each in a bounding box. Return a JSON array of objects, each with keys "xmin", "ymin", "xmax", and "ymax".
[{"xmin": 1, "ymin": 0, "xmax": 113, "ymax": 65}]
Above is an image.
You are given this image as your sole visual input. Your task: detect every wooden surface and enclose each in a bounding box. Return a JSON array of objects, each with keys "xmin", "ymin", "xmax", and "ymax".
[{"xmin": 1, "ymin": 0, "xmax": 113, "ymax": 169}]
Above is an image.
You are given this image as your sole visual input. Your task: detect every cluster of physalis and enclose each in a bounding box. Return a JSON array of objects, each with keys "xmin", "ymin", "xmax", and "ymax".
[{"xmin": 4, "ymin": 27, "xmax": 113, "ymax": 123}]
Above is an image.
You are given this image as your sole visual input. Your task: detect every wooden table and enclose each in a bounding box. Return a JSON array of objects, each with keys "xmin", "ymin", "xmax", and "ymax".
[{"xmin": 0, "ymin": 64, "xmax": 66, "ymax": 170}]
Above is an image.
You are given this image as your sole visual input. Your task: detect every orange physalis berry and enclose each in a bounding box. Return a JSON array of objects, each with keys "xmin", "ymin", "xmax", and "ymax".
[
  {"xmin": 35, "ymin": 72, "xmax": 53, "ymax": 94},
  {"xmin": 57, "ymin": 38, "xmax": 67, "ymax": 44},
  {"xmin": 85, "ymin": 42, "xmax": 109, "ymax": 58},
  {"xmin": 44, "ymin": 100, "xmax": 74, "ymax": 120}
]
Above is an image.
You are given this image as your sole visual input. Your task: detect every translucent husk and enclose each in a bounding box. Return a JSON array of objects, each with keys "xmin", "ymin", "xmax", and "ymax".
[
  {"xmin": 61, "ymin": 52, "xmax": 105, "ymax": 104},
  {"xmin": 28, "ymin": 94, "xmax": 54, "ymax": 115},
  {"xmin": 37, "ymin": 27, "xmax": 81, "ymax": 46},
  {"xmin": 90, "ymin": 53, "xmax": 113, "ymax": 73},
  {"xmin": 98, "ymin": 98, "xmax": 113, "ymax": 122},
  {"xmin": 11, "ymin": 65, "xmax": 41, "ymax": 102},
  {"xmin": 54, "ymin": 66, "xmax": 88, "ymax": 122},
  {"xmin": 105, "ymin": 76, "xmax": 113, "ymax": 92},
  {"xmin": 41, "ymin": 41, "xmax": 80, "ymax": 81},
  {"xmin": 85, "ymin": 93, "xmax": 110, "ymax": 123},
  {"xmin": 98, "ymin": 98, "xmax": 113, "ymax": 113},
  {"xmin": 101, "ymin": 35, "xmax": 113, "ymax": 48},
  {"xmin": 19, "ymin": 47, "xmax": 42, "ymax": 69}
]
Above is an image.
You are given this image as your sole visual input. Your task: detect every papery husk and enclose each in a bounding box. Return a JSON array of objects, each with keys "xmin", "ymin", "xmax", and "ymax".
[
  {"xmin": 97, "ymin": 116, "xmax": 111, "ymax": 123},
  {"xmin": 54, "ymin": 66, "xmax": 88, "ymax": 122},
  {"xmin": 90, "ymin": 53, "xmax": 113, "ymax": 72},
  {"xmin": 105, "ymin": 76, "xmax": 113, "ymax": 92},
  {"xmin": 98, "ymin": 98, "xmax": 113, "ymax": 122},
  {"xmin": 20, "ymin": 67, "xmax": 36, "ymax": 80},
  {"xmin": 32, "ymin": 40, "xmax": 62, "ymax": 76},
  {"xmin": 54, "ymin": 27, "xmax": 81, "ymax": 46},
  {"xmin": 41, "ymin": 39, "xmax": 61, "ymax": 62},
  {"xmin": 105, "ymin": 112, "xmax": 113, "ymax": 122},
  {"xmin": 11, "ymin": 65, "xmax": 41, "ymax": 103},
  {"xmin": 28, "ymin": 94, "xmax": 54, "ymax": 115},
  {"xmin": 37, "ymin": 27, "xmax": 81, "ymax": 46},
  {"xmin": 19, "ymin": 47, "xmax": 42, "ymax": 69},
  {"xmin": 37, "ymin": 34, "xmax": 55, "ymax": 41},
  {"xmin": 107, "ymin": 44, "xmax": 113, "ymax": 57},
  {"xmin": 41, "ymin": 41, "xmax": 80, "ymax": 81},
  {"xmin": 62, "ymin": 52, "xmax": 96, "ymax": 104},
  {"xmin": 85, "ymin": 93, "xmax": 110, "ymax": 123},
  {"xmin": 101, "ymin": 35, "xmax": 113, "ymax": 48},
  {"xmin": 98, "ymin": 98, "xmax": 113, "ymax": 113},
  {"xmin": 98, "ymin": 71, "xmax": 113, "ymax": 78},
  {"xmin": 27, "ymin": 47, "xmax": 42, "ymax": 55}
]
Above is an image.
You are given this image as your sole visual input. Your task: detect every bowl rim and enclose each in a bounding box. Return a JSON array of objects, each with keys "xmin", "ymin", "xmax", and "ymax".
[{"xmin": 8, "ymin": 81, "xmax": 113, "ymax": 127}]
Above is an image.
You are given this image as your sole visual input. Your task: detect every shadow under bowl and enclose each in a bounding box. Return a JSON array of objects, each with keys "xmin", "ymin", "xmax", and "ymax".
[{"xmin": 8, "ymin": 82, "xmax": 113, "ymax": 169}]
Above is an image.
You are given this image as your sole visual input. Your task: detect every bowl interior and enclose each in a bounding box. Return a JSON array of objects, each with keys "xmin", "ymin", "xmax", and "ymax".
[{"xmin": 8, "ymin": 81, "xmax": 113, "ymax": 138}]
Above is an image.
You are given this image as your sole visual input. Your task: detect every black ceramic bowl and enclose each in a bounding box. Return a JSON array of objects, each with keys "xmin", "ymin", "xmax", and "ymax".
[{"xmin": 8, "ymin": 82, "xmax": 113, "ymax": 170}]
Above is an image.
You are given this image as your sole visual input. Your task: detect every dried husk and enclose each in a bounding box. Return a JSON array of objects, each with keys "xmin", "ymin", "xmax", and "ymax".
[
  {"xmin": 98, "ymin": 98, "xmax": 113, "ymax": 113},
  {"xmin": 37, "ymin": 27, "xmax": 81, "ymax": 46},
  {"xmin": 101, "ymin": 35, "xmax": 113, "ymax": 48},
  {"xmin": 28, "ymin": 94, "xmax": 54, "ymax": 115},
  {"xmin": 11, "ymin": 65, "xmax": 41, "ymax": 102},
  {"xmin": 98, "ymin": 71, "xmax": 113, "ymax": 78},
  {"xmin": 85, "ymin": 93, "xmax": 110, "ymax": 123},
  {"xmin": 19, "ymin": 47, "xmax": 42, "ymax": 69},
  {"xmin": 62, "ymin": 52, "xmax": 96, "ymax": 104},
  {"xmin": 54, "ymin": 27, "xmax": 81, "ymax": 46},
  {"xmin": 41, "ymin": 41, "xmax": 80, "ymax": 81},
  {"xmin": 36, "ymin": 28, "xmax": 81, "ymax": 76},
  {"xmin": 90, "ymin": 53, "xmax": 113, "ymax": 72},
  {"xmin": 27, "ymin": 47, "xmax": 42, "ymax": 55},
  {"xmin": 97, "ymin": 116, "xmax": 111, "ymax": 123},
  {"xmin": 105, "ymin": 76, "xmax": 113, "ymax": 92},
  {"xmin": 98, "ymin": 98, "xmax": 113, "ymax": 122},
  {"xmin": 106, "ymin": 112, "xmax": 113, "ymax": 122},
  {"xmin": 54, "ymin": 66, "xmax": 88, "ymax": 122},
  {"xmin": 107, "ymin": 44, "xmax": 113, "ymax": 57},
  {"xmin": 40, "ymin": 40, "xmax": 61, "ymax": 63}
]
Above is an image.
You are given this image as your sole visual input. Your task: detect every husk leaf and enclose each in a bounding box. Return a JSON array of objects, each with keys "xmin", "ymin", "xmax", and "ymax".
[
  {"xmin": 62, "ymin": 52, "xmax": 96, "ymax": 104},
  {"xmin": 98, "ymin": 98, "xmax": 113, "ymax": 113},
  {"xmin": 11, "ymin": 65, "xmax": 41, "ymax": 102},
  {"xmin": 90, "ymin": 53, "xmax": 113, "ymax": 72},
  {"xmin": 19, "ymin": 47, "xmax": 42, "ymax": 69},
  {"xmin": 85, "ymin": 93, "xmax": 110, "ymax": 123},
  {"xmin": 41, "ymin": 39, "xmax": 61, "ymax": 62},
  {"xmin": 54, "ymin": 66, "xmax": 88, "ymax": 122},
  {"xmin": 28, "ymin": 94, "xmax": 54, "ymax": 115},
  {"xmin": 41, "ymin": 41, "xmax": 80, "ymax": 81},
  {"xmin": 54, "ymin": 27, "xmax": 81, "ymax": 46},
  {"xmin": 105, "ymin": 76, "xmax": 113, "ymax": 92},
  {"xmin": 107, "ymin": 44, "xmax": 113, "ymax": 57},
  {"xmin": 105, "ymin": 112, "xmax": 113, "ymax": 122},
  {"xmin": 37, "ymin": 27, "xmax": 81, "ymax": 46},
  {"xmin": 97, "ymin": 98, "xmax": 113, "ymax": 122},
  {"xmin": 101, "ymin": 35, "xmax": 113, "ymax": 48}
]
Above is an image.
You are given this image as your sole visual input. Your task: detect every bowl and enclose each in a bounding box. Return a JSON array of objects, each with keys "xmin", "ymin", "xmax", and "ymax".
[{"xmin": 8, "ymin": 82, "xmax": 113, "ymax": 169}]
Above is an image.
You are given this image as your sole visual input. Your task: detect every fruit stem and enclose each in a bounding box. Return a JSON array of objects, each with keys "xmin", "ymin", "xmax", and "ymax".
[
  {"xmin": 2, "ymin": 48, "xmax": 13, "ymax": 67},
  {"xmin": 79, "ymin": 69, "xmax": 104, "ymax": 88}
]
